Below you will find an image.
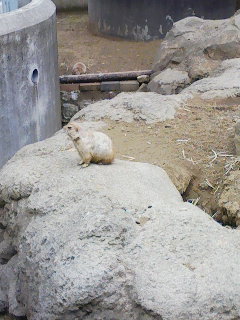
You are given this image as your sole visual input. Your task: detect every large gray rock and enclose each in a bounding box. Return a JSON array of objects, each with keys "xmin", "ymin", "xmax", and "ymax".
[
  {"xmin": 72, "ymin": 92, "xmax": 188, "ymax": 124},
  {"xmin": 182, "ymin": 58, "xmax": 240, "ymax": 99},
  {"xmin": 153, "ymin": 14, "xmax": 240, "ymax": 81},
  {"xmin": 148, "ymin": 69, "xmax": 190, "ymax": 95},
  {"xmin": 1, "ymin": 130, "xmax": 240, "ymax": 319}
]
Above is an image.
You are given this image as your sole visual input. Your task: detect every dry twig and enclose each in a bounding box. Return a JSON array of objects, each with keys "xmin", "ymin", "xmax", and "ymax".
[
  {"xmin": 182, "ymin": 149, "xmax": 196, "ymax": 164},
  {"xmin": 121, "ymin": 155, "xmax": 135, "ymax": 161}
]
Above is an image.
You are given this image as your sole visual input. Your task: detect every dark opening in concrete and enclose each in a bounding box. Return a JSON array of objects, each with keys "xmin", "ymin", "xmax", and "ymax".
[{"xmin": 31, "ymin": 68, "xmax": 39, "ymax": 84}]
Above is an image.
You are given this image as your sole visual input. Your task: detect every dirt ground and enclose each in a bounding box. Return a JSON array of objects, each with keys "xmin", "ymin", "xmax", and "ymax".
[
  {"xmin": 56, "ymin": 10, "xmax": 161, "ymax": 75},
  {"xmin": 57, "ymin": 11, "xmax": 240, "ymax": 224},
  {"xmin": 98, "ymin": 97, "xmax": 240, "ymax": 222}
]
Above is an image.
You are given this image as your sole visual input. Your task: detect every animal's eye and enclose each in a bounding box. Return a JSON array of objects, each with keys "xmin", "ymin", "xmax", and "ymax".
[{"xmin": 67, "ymin": 126, "xmax": 72, "ymax": 129}]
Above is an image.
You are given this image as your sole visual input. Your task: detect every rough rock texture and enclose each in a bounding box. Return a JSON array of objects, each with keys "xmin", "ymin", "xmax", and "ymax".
[
  {"xmin": 235, "ymin": 120, "xmax": 240, "ymax": 156},
  {"xmin": 149, "ymin": 14, "xmax": 240, "ymax": 99},
  {"xmin": 62, "ymin": 103, "xmax": 79, "ymax": 122},
  {"xmin": 60, "ymin": 90, "xmax": 112, "ymax": 124},
  {"xmin": 72, "ymin": 92, "xmax": 188, "ymax": 124},
  {"xmin": 137, "ymin": 83, "xmax": 148, "ymax": 92},
  {"xmin": 153, "ymin": 14, "xmax": 240, "ymax": 81},
  {"xmin": 182, "ymin": 59, "xmax": 240, "ymax": 99},
  {"xmin": 148, "ymin": 69, "xmax": 190, "ymax": 95},
  {"xmin": 1, "ymin": 131, "xmax": 240, "ymax": 319},
  {"xmin": 219, "ymin": 170, "xmax": 240, "ymax": 226},
  {"xmin": 165, "ymin": 161, "xmax": 193, "ymax": 194}
]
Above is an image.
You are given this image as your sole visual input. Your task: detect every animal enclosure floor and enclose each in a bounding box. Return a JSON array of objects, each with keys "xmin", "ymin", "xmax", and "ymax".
[
  {"xmin": 97, "ymin": 98, "xmax": 240, "ymax": 219},
  {"xmin": 56, "ymin": 10, "xmax": 240, "ymax": 223},
  {"xmin": 56, "ymin": 10, "xmax": 161, "ymax": 75}
]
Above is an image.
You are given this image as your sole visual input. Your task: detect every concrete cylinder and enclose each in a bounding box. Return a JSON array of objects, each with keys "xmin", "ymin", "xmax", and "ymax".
[
  {"xmin": 0, "ymin": 0, "xmax": 61, "ymax": 168},
  {"xmin": 51, "ymin": 0, "xmax": 88, "ymax": 10},
  {"xmin": 88, "ymin": 0, "xmax": 237, "ymax": 41}
]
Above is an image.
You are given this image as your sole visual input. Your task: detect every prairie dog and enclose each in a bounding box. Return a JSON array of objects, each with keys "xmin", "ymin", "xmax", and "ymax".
[
  {"xmin": 64, "ymin": 122, "xmax": 114, "ymax": 168},
  {"xmin": 72, "ymin": 62, "xmax": 87, "ymax": 75}
]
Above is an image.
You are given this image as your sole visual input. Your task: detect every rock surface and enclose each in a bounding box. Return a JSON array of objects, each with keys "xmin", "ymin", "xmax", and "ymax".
[
  {"xmin": 219, "ymin": 170, "xmax": 240, "ymax": 226},
  {"xmin": 0, "ymin": 130, "xmax": 240, "ymax": 319},
  {"xmin": 137, "ymin": 75, "xmax": 150, "ymax": 84},
  {"xmin": 153, "ymin": 14, "xmax": 240, "ymax": 80},
  {"xmin": 148, "ymin": 69, "xmax": 190, "ymax": 95},
  {"xmin": 72, "ymin": 92, "xmax": 188, "ymax": 124},
  {"xmin": 137, "ymin": 83, "xmax": 148, "ymax": 92},
  {"xmin": 62, "ymin": 103, "xmax": 79, "ymax": 122},
  {"xmin": 182, "ymin": 58, "xmax": 240, "ymax": 99}
]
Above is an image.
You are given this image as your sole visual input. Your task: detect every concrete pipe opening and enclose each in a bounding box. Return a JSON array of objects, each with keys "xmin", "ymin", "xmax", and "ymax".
[{"xmin": 88, "ymin": 0, "xmax": 237, "ymax": 41}]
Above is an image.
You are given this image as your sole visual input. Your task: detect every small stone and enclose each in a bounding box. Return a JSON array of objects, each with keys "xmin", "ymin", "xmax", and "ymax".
[{"xmin": 137, "ymin": 75, "xmax": 150, "ymax": 84}]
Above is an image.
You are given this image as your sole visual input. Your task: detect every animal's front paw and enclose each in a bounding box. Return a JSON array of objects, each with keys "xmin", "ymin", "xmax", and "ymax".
[
  {"xmin": 81, "ymin": 163, "xmax": 89, "ymax": 168},
  {"xmin": 78, "ymin": 160, "xmax": 83, "ymax": 165}
]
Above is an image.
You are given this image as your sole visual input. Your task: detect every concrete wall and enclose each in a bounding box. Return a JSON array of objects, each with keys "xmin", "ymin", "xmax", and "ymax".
[
  {"xmin": 89, "ymin": 0, "xmax": 237, "ymax": 41},
  {"xmin": 0, "ymin": 0, "xmax": 61, "ymax": 168},
  {"xmin": 1, "ymin": 0, "xmax": 31, "ymax": 14},
  {"xmin": 18, "ymin": 0, "xmax": 31, "ymax": 8},
  {"xmin": 51, "ymin": 0, "xmax": 88, "ymax": 10}
]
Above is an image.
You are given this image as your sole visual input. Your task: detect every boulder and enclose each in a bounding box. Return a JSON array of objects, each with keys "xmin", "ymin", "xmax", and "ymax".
[
  {"xmin": 148, "ymin": 69, "xmax": 190, "ymax": 95},
  {"xmin": 72, "ymin": 92, "xmax": 188, "ymax": 124},
  {"xmin": 152, "ymin": 14, "xmax": 240, "ymax": 81},
  {"xmin": 0, "ymin": 130, "xmax": 240, "ymax": 319},
  {"xmin": 182, "ymin": 58, "xmax": 240, "ymax": 99}
]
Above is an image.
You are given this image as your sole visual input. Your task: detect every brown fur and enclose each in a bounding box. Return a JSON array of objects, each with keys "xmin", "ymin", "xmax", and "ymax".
[{"xmin": 72, "ymin": 62, "xmax": 87, "ymax": 75}]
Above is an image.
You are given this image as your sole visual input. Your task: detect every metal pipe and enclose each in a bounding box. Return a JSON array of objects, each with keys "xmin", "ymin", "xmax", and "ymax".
[{"xmin": 59, "ymin": 70, "xmax": 153, "ymax": 84}]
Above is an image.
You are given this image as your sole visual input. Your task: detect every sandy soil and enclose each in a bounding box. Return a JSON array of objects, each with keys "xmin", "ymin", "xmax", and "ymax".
[
  {"xmin": 99, "ymin": 98, "xmax": 240, "ymax": 220},
  {"xmin": 56, "ymin": 11, "xmax": 161, "ymax": 75}
]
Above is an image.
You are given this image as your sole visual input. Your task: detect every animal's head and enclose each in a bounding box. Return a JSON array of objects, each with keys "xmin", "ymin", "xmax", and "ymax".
[{"xmin": 64, "ymin": 122, "xmax": 80, "ymax": 140}]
